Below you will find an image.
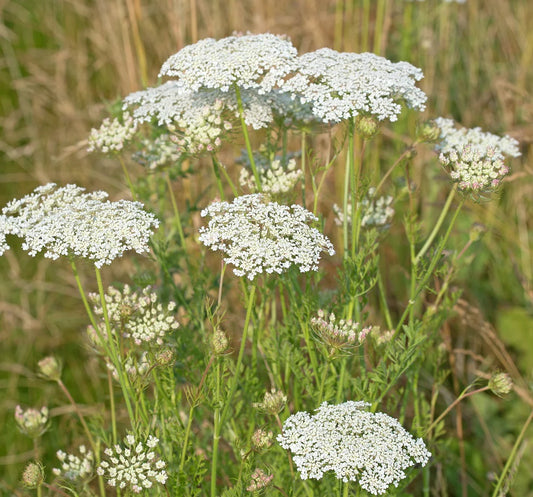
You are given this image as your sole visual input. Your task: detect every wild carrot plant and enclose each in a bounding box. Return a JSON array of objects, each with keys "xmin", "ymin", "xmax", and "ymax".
[{"xmin": 2, "ymin": 30, "xmax": 528, "ymax": 497}]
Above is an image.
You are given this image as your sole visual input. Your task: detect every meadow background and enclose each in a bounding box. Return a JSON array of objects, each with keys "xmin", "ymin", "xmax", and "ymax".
[{"xmin": 1, "ymin": 0, "xmax": 532, "ymax": 495}]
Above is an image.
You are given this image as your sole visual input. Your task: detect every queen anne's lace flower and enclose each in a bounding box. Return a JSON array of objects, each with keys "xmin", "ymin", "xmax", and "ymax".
[
  {"xmin": 0, "ymin": 184, "xmax": 159, "ymax": 267},
  {"xmin": 158, "ymin": 33, "xmax": 298, "ymax": 93},
  {"xmin": 247, "ymin": 468, "xmax": 274, "ymax": 492},
  {"xmin": 53, "ymin": 445, "xmax": 94, "ymax": 482},
  {"xmin": 88, "ymin": 285, "xmax": 179, "ymax": 346},
  {"xmin": 435, "ymin": 117, "xmax": 520, "ymax": 158},
  {"xmin": 281, "ymin": 49, "xmax": 427, "ymax": 123},
  {"xmin": 278, "ymin": 401, "xmax": 431, "ymax": 495},
  {"xmin": 97, "ymin": 435, "xmax": 167, "ymax": 493},
  {"xmin": 87, "ymin": 112, "xmax": 138, "ymax": 154},
  {"xmin": 14, "ymin": 406, "xmax": 49, "ymax": 438},
  {"xmin": 240, "ymin": 157, "xmax": 303, "ymax": 196},
  {"xmin": 199, "ymin": 194, "xmax": 335, "ymax": 280},
  {"xmin": 435, "ymin": 118, "xmax": 520, "ymax": 192}
]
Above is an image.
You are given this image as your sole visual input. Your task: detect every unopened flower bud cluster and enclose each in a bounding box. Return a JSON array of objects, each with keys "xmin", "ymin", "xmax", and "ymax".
[
  {"xmin": 247, "ymin": 468, "xmax": 274, "ymax": 492},
  {"xmin": 132, "ymin": 134, "xmax": 183, "ymax": 171},
  {"xmin": 439, "ymin": 145, "xmax": 510, "ymax": 192},
  {"xmin": 251, "ymin": 428, "xmax": 274, "ymax": 451},
  {"xmin": 199, "ymin": 194, "xmax": 335, "ymax": 280},
  {"xmin": 21, "ymin": 462, "xmax": 44, "ymax": 488},
  {"xmin": 277, "ymin": 401, "xmax": 431, "ymax": 495},
  {"xmin": 253, "ymin": 388, "xmax": 287, "ymax": 415},
  {"xmin": 0, "ymin": 183, "xmax": 159, "ymax": 268},
  {"xmin": 281, "ymin": 49, "xmax": 426, "ymax": 123},
  {"xmin": 334, "ymin": 188, "xmax": 394, "ymax": 229},
  {"xmin": 89, "ymin": 285, "xmax": 179, "ymax": 346},
  {"xmin": 14, "ymin": 406, "xmax": 49, "ymax": 438},
  {"xmin": 239, "ymin": 158, "xmax": 303, "ymax": 196},
  {"xmin": 97, "ymin": 435, "xmax": 167, "ymax": 493},
  {"xmin": 87, "ymin": 112, "xmax": 138, "ymax": 154},
  {"xmin": 310, "ymin": 310, "xmax": 371, "ymax": 353},
  {"xmin": 53, "ymin": 445, "xmax": 94, "ymax": 482}
]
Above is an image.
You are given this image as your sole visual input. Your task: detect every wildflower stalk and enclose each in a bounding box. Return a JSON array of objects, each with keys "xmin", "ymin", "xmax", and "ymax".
[
  {"xmin": 234, "ymin": 84, "xmax": 261, "ymax": 191},
  {"xmin": 396, "ymin": 193, "xmax": 465, "ymax": 333},
  {"xmin": 211, "ymin": 283, "xmax": 257, "ymax": 497},
  {"xmin": 212, "ymin": 154, "xmax": 238, "ymax": 197},
  {"xmin": 415, "ymin": 184, "xmax": 458, "ymax": 265},
  {"xmin": 374, "ymin": 142, "xmax": 420, "ymax": 194},
  {"xmin": 211, "ymin": 155, "xmax": 226, "ymax": 201},
  {"xmin": 425, "ymin": 384, "xmax": 489, "ymax": 438},
  {"xmin": 301, "ymin": 131, "xmax": 307, "ymax": 206},
  {"xmin": 165, "ymin": 172, "xmax": 186, "ymax": 248},
  {"xmin": 118, "ymin": 155, "xmax": 137, "ymax": 201},
  {"xmin": 94, "ymin": 267, "xmax": 136, "ymax": 430},
  {"xmin": 492, "ymin": 408, "xmax": 533, "ymax": 497},
  {"xmin": 107, "ymin": 369, "xmax": 117, "ymax": 444}
]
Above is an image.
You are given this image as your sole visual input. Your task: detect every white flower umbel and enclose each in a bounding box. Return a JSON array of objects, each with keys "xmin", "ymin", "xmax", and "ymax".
[
  {"xmin": 53, "ymin": 445, "xmax": 94, "ymax": 483},
  {"xmin": 88, "ymin": 284, "xmax": 179, "ymax": 346},
  {"xmin": 278, "ymin": 401, "xmax": 431, "ymax": 495},
  {"xmin": 0, "ymin": 183, "xmax": 159, "ymax": 267},
  {"xmin": 239, "ymin": 157, "xmax": 303, "ymax": 196},
  {"xmin": 435, "ymin": 117, "xmax": 520, "ymax": 158},
  {"xmin": 281, "ymin": 48, "xmax": 427, "ymax": 124},
  {"xmin": 435, "ymin": 118, "xmax": 520, "ymax": 192},
  {"xmin": 97, "ymin": 435, "xmax": 167, "ymax": 493},
  {"xmin": 87, "ymin": 112, "xmax": 138, "ymax": 154},
  {"xmin": 199, "ymin": 194, "xmax": 335, "ymax": 280},
  {"xmin": 158, "ymin": 33, "xmax": 298, "ymax": 93}
]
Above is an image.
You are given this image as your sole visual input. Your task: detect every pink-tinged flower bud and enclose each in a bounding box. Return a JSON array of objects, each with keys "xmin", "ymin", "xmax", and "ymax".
[
  {"xmin": 37, "ymin": 356, "xmax": 62, "ymax": 381},
  {"xmin": 21, "ymin": 461, "xmax": 44, "ymax": 488},
  {"xmin": 14, "ymin": 405, "xmax": 49, "ymax": 438}
]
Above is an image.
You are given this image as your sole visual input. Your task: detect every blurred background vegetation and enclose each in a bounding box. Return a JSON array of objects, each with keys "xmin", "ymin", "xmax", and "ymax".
[{"xmin": 0, "ymin": 0, "xmax": 532, "ymax": 494}]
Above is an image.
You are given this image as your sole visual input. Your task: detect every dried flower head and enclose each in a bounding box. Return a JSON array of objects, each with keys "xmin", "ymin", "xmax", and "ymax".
[
  {"xmin": 14, "ymin": 405, "xmax": 49, "ymax": 438},
  {"xmin": 21, "ymin": 461, "xmax": 44, "ymax": 489},
  {"xmin": 53, "ymin": 445, "xmax": 94, "ymax": 483},
  {"xmin": 199, "ymin": 194, "xmax": 335, "ymax": 280},
  {"xmin": 37, "ymin": 356, "xmax": 62, "ymax": 381},
  {"xmin": 88, "ymin": 285, "xmax": 179, "ymax": 347},
  {"xmin": 158, "ymin": 33, "xmax": 298, "ymax": 93},
  {"xmin": 333, "ymin": 188, "xmax": 394, "ymax": 229},
  {"xmin": 310, "ymin": 310, "xmax": 371, "ymax": 354},
  {"xmin": 97, "ymin": 435, "xmax": 167, "ymax": 493},
  {"xmin": 247, "ymin": 468, "xmax": 274, "ymax": 492},
  {"xmin": 253, "ymin": 388, "xmax": 287, "ymax": 415},
  {"xmin": 239, "ymin": 157, "xmax": 303, "ymax": 197},
  {"xmin": 281, "ymin": 48, "xmax": 427, "ymax": 123},
  {"xmin": 0, "ymin": 183, "xmax": 159, "ymax": 267},
  {"xmin": 277, "ymin": 401, "xmax": 431, "ymax": 495},
  {"xmin": 87, "ymin": 112, "xmax": 138, "ymax": 154}
]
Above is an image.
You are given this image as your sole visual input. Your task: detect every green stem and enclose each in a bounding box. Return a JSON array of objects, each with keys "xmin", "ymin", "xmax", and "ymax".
[
  {"xmin": 211, "ymin": 283, "xmax": 257, "ymax": 497},
  {"xmin": 396, "ymin": 194, "xmax": 465, "ymax": 333},
  {"xmin": 95, "ymin": 267, "xmax": 136, "ymax": 429},
  {"xmin": 211, "ymin": 154, "xmax": 226, "ymax": 200},
  {"xmin": 376, "ymin": 270, "xmax": 393, "ymax": 330},
  {"xmin": 107, "ymin": 369, "xmax": 117, "ymax": 444},
  {"xmin": 179, "ymin": 404, "xmax": 195, "ymax": 473},
  {"xmin": 415, "ymin": 185, "xmax": 457, "ymax": 265},
  {"xmin": 119, "ymin": 155, "xmax": 137, "ymax": 201},
  {"xmin": 301, "ymin": 131, "xmax": 307, "ymax": 207},
  {"xmin": 425, "ymin": 386, "xmax": 488, "ymax": 437},
  {"xmin": 234, "ymin": 85, "xmax": 261, "ymax": 191},
  {"xmin": 492, "ymin": 408, "xmax": 533, "ymax": 497},
  {"xmin": 165, "ymin": 172, "xmax": 186, "ymax": 248}
]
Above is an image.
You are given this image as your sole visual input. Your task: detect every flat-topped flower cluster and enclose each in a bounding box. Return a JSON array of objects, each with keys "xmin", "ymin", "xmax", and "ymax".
[
  {"xmin": 199, "ymin": 194, "xmax": 335, "ymax": 280},
  {"xmin": 0, "ymin": 184, "xmax": 159, "ymax": 267},
  {"xmin": 277, "ymin": 401, "xmax": 431, "ymax": 495}
]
